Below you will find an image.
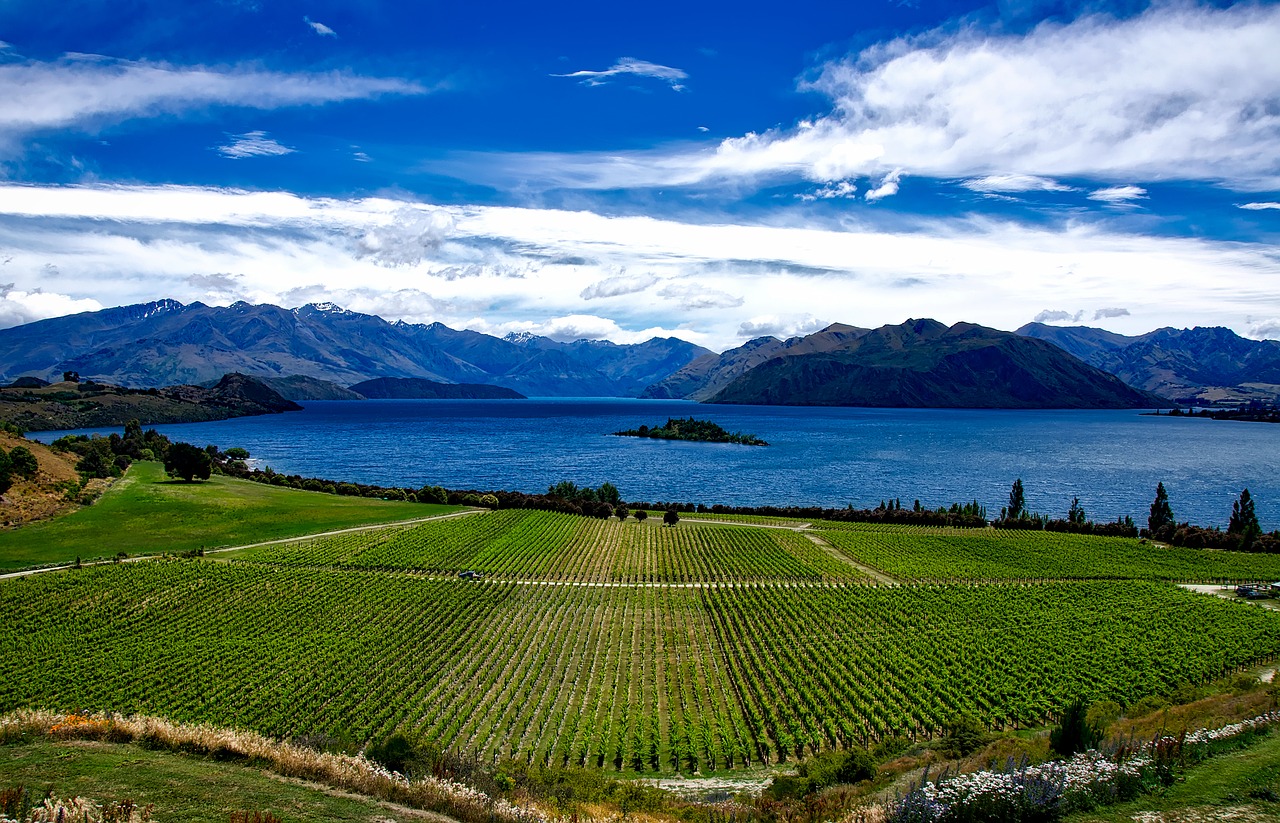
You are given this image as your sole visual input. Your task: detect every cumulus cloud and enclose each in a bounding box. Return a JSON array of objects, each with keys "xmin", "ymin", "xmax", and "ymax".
[
  {"xmin": 0, "ymin": 286, "xmax": 102, "ymax": 329},
  {"xmin": 304, "ymin": 16, "xmax": 337, "ymax": 37},
  {"xmin": 1248, "ymin": 318, "xmax": 1280, "ymax": 340},
  {"xmin": 553, "ymin": 57, "xmax": 688, "ymax": 91},
  {"xmin": 458, "ymin": 4, "xmax": 1280, "ymax": 192},
  {"xmin": 797, "ymin": 180, "xmax": 857, "ymax": 201},
  {"xmin": 1088, "ymin": 185, "xmax": 1147, "ymax": 204},
  {"xmin": 865, "ymin": 170, "xmax": 902, "ymax": 202},
  {"xmin": 480, "ymin": 314, "xmax": 687, "ymax": 344},
  {"xmin": 580, "ymin": 272, "xmax": 658, "ymax": 300},
  {"xmin": 962, "ymin": 174, "xmax": 1073, "ymax": 193},
  {"xmin": 1034, "ymin": 309, "xmax": 1083, "ymax": 323},
  {"xmin": 355, "ymin": 208, "xmax": 457, "ymax": 266},
  {"xmin": 738, "ymin": 314, "xmax": 829, "ymax": 339},
  {"xmin": 1239, "ymin": 202, "xmax": 1280, "ymax": 211},
  {"xmin": 215, "ymin": 130, "xmax": 295, "ymax": 159},
  {"xmin": 1093, "ymin": 307, "xmax": 1130, "ymax": 320},
  {"xmin": 0, "ymin": 54, "xmax": 426, "ymax": 149},
  {"xmin": 658, "ymin": 282, "xmax": 744, "ymax": 310}
]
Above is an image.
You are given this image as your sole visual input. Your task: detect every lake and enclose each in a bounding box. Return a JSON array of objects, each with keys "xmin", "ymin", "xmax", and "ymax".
[{"xmin": 30, "ymin": 399, "xmax": 1280, "ymax": 529}]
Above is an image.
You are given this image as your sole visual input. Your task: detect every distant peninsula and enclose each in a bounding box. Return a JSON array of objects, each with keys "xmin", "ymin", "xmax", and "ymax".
[
  {"xmin": 347, "ymin": 377, "xmax": 526, "ymax": 400},
  {"xmin": 613, "ymin": 417, "xmax": 769, "ymax": 446}
]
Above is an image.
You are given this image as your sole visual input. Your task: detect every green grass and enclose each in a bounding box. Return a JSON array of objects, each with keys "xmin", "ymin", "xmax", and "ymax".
[
  {"xmin": 0, "ymin": 462, "xmax": 457, "ymax": 570},
  {"xmin": 0, "ymin": 737, "xmax": 407, "ymax": 822},
  {"xmin": 1068, "ymin": 729, "xmax": 1280, "ymax": 821}
]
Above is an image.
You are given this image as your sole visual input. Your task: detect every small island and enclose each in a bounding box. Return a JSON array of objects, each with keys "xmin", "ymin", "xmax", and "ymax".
[{"xmin": 613, "ymin": 416, "xmax": 769, "ymax": 446}]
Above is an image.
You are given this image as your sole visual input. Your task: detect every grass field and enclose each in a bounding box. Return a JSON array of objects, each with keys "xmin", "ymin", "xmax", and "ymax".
[
  {"xmin": 1067, "ymin": 729, "xmax": 1280, "ymax": 821},
  {"xmin": 0, "ymin": 461, "xmax": 455, "ymax": 571},
  {"xmin": 0, "ymin": 738, "xmax": 409, "ymax": 822}
]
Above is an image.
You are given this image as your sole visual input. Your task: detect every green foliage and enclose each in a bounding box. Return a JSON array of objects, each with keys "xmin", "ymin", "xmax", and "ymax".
[
  {"xmin": 479, "ymin": 493, "xmax": 500, "ymax": 509},
  {"xmin": 940, "ymin": 714, "xmax": 988, "ymax": 758},
  {"xmin": 634, "ymin": 509, "xmax": 648, "ymax": 522},
  {"xmin": 1150, "ymin": 482, "xmax": 1175, "ymax": 533},
  {"xmin": 6, "ymin": 445, "xmax": 38, "ymax": 479},
  {"xmin": 0, "ymin": 449, "xmax": 10, "ymax": 495},
  {"xmin": 417, "ymin": 485, "xmax": 449, "ymax": 505},
  {"xmin": 773, "ymin": 748, "xmax": 876, "ymax": 796},
  {"xmin": 1229, "ymin": 488, "xmax": 1262, "ymax": 549},
  {"xmin": 872, "ymin": 735, "xmax": 913, "ymax": 762},
  {"xmin": 1068, "ymin": 497, "xmax": 1086, "ymax": 525},
  {"xmin": 613, "ymin": 417, "xmax": 768, "ymax": 446},
  {"xmin": 365, "ymin": 732, "xmax": 417, "ymax": 774},
  {"xmin": 224, "ymin": 447, "xmax": 250, "ymax": 460},
  {"xmin": 164, "ymin": 442, "xmax": 212, "ymax": 482},
  {"xmin": 1006, "ymin": 478, "xmax": 1026, "ymax": 521},
  {"xmin": 1050, "ymin": 699, "xmax": 1102, "ymax": 756},
  {"xmin": 1085, "ymin": 699, "xmax": 1122, "ymax": 738},
  {"xmin": 663, "ymin": 509, "xmax": 679, "ymax": 526},
  {"xmin": 816, "ymin": 523, "xmax": 1280, "ymax": 582}
]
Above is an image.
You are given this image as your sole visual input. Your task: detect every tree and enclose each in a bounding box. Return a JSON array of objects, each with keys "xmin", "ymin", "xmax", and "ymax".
[
  {"xmin": 6, "ymin": 445, "xmax": 37, "ymax": 480},
  {"xmin": 1229, "ymin": 488, "xmax": 1262, "ymax": 549},
  {"xmin": 615, "ymin": 503, "xmax": 629, "ymax": 521},
  {"xmin": 663, "ymin": 508, "xmax": 680, "ymax": 526},
  {"xmin": 1149, "ymin": 482, "xmax": 1174, "ymax": 533},
  {"xmin": 1068, "ymin": 497, "xmax": 1086, "ymax": 525},
  {"xmin": 597, "ymin": 481, "xmax": 621, "ymax": 506},
  {"xmin": 1050, "ymin": 699, "xmax": 1102, "ymax": 756},
  {"xmin": 0, "ymin": 449, "xmax": 11, "ymax": 495},
  {"xmin": 1006, "ymin": 478, "xmax": 1026, "ymax": 520},
  {"xmin": 164, "ymin": 441, "xmax": 212, "ymax": 482},
  {"xmin": 634, "ymin": 509, "xmax": 648, "ymax": 523},
  {"xmin": 940, "ymin": 713, "xmax": 987, "ymax": 757},
  {"xmin": 62, "ymin": 370, "xmax": 80, "ymax": 383}
]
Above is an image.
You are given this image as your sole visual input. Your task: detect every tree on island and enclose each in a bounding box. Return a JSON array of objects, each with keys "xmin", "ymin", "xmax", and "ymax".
[
  {"xmin": 1149, "ymin": 482, "xmax": 1174, "ymax": 533},
  {"xmin": 1229, "ymin": 488, "xmax": 1262, "ymax": 549},
  {"xmin": 164, "ymin": 441, "xmax": 212, "ymax": 482}
]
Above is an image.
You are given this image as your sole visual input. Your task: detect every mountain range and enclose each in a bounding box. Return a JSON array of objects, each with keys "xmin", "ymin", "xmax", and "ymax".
[
  {"xmin": 1, "ymin": 299, "xmax": 1275, "ymax": 407},
  {"xmin": 647, "ymin": 319, "xmax": 1165, "ymax": 408},
  {"xmin": 1015, "ymin": 323, "xmax": 1280, "ymax": 404},
  {"xmin": 0, "ymin": 300, "xmax": 711, "ymax": 398}
]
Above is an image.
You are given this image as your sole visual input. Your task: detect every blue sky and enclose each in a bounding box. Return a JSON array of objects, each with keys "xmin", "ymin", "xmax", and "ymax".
[{"xmin": 0, "ymin": 0, "xmax": 1277, "ymax": 350}]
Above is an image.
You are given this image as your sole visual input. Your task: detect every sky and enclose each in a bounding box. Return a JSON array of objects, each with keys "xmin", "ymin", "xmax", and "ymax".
[{"xmin": 0, "ymin": 0, "xmax": 1277, "ymax": 351}]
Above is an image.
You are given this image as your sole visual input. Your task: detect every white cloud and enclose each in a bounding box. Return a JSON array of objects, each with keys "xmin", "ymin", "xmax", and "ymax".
[
  {"xmin": 1239, "ymin": 202, "xmax": 1280, "ymax": 211},
  {"xmin": 797, "ymin": 180, "xmax": 857, "ymax": 201},
  {"xmin": 697, "ymin": 126, "xmax": 710, "ymax": 133},
  {"xmin": 552, "ymin": 57, "xmax": 688, "ymax": 91},
  {"xmin": 1, "ymin": 183, "xmax": 1278, "ymax": 350},
  {"xmin": 1094, "ymin": 307, "xmax": 1130, "ymax": 320},
  {"xmin": 459, "ymin": 4, "xmax": 1280, "ymax": 192},
  {"xmin": 1033, "ymin": 309, "xmax": 1083, "ymax": 324},
  {"xmin": 1248, "ymin": 318, "xmax": 1280, "ymax": 340},
  {"xmin": 476, "ymin": 314, "xmax": 688, "ymax": 344},
  {"xmin": 0, "ymin": 286, "xmax": 102, "ymax": 329},
  {"xmin": 304, "ymin": 16, "xmax": 337, "ymax": 37},
  {"xmin": 354, "ymin": 207, "xmax": 457, "ymax": 266},
  {"xmin": 738, "ymin": 314, "xmax": 829, "ymax": 338},
  {"xmin": 215, "ymin": 130, "xmax": 295, "ymax": 159},
  {"xmin": 0, "ymin": 54, "xmax": 426, "ymax": 150},
  {"xmin": 1088, "ymin": 185, "xmax": 1147, "ymax": 204},
  {"xmin": 864, "ymin": 170, "xmax": 902, "ymax": 202},
  {"xmin": 580, "ymin": 272, "xmax": 658, "ymax": 300},
  {"xmin": 962, "ymin": 174, "xmax": 1073, "ymax": 193},
  {"xmin": 657, "ymin": 282, "xmax": 744, "ymax": 310}
]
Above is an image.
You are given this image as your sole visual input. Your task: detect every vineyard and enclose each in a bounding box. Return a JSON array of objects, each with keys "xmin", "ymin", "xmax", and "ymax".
[
  {"xmin": 813, "ymin": 522, "xmax": 1280, "ymax": 582},
  {"xmin": 234, "ymin": 510, "xmax": 866, "ymax": 583},
  {"xmin": 4, "ymin": 510, "xmax": 1280, "ymax": 774}
]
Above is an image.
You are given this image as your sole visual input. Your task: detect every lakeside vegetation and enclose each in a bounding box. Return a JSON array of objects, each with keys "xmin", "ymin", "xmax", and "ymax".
[{"xmin": 613, "ymin": 417, "xmax": 769, "ymax": 446}]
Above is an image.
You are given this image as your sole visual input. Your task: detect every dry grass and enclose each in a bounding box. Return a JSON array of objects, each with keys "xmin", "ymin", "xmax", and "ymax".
[
  {"xmin": 0, "ymin": 434, "xmax": 91, "ymax": 528},
  {"xmin": 1, "ymin": 710, "xmax": 544, "ymax": 823},
  {"xmin": 1108, "ymin": 688, "xmax": 1278, "ymax": 743}
]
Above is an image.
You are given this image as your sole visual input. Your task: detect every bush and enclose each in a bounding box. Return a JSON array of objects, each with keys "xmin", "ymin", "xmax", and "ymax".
[
  {"xmin": 767, "ymin": 749, "xmax": 876, "ymax": 798},
  {"xmin": 872, "ymin": 735, "xmax": 913, "ymax": 762},
  {"xmin": 365, "ymin": 732, "xmax": 417, "ymax": 774},
  {"xmin": 6, "ymin": 446, "xmax": 37, "ymax": 479},
  {"xmin": 1050, "ymin": 699, "xmax": 1101, "ymax": 757},
  {"xmin": 940, "ymin": 713, "xmax": 987, "ymax": 758}
]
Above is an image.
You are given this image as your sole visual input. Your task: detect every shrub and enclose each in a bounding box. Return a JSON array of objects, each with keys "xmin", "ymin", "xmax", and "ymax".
[
  {"xmin": 6, "ymin": 446, "xmax": 37, "ymax": 480},
  {"xmin": 940, "ymin": 713, "xmax": 987, "ymax": 758}
]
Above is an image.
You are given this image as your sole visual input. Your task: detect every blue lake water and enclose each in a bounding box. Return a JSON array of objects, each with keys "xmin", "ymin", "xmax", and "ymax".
[{"xmin": 30, "ymin": 399, "xmax": 1280, "ymax": 529}]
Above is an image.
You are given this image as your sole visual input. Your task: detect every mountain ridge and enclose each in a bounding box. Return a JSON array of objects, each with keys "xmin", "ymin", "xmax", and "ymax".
[{"xmin": 0, "ymin": 300, "xmax": 712, "ymax": 398}]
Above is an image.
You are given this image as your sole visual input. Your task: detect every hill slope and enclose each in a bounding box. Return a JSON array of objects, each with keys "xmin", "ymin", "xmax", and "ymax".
[{"xmin": 707, "ymin": 319, "xmax": 1168, "ymax": 408}]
